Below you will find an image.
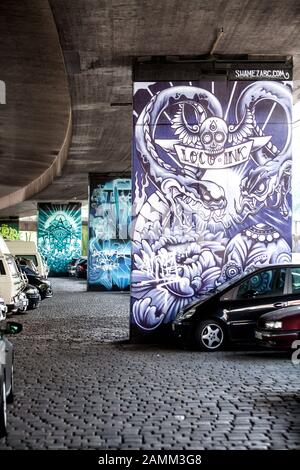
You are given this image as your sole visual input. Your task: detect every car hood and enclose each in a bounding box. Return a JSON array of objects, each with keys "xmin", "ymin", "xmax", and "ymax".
[
  {"xmin": 179, "ymin": 291, "xmax": 217, "ymax": 313},
  {"xmin": 27, "ymin": 274, "xmax": 49, "ymax": 283},
  {"xmin": 259, "ymin": 305, "xmax": 300, "ymax": 322}
]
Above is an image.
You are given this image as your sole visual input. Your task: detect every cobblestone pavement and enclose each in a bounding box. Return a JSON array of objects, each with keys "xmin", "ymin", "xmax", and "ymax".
[{"xmin": 0, "ymin": 277, "xmax": 299, "ymax": 450}]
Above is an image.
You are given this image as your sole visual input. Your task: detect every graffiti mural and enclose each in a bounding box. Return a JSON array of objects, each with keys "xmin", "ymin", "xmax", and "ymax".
[
  {"xmin": 132, "ymin": 80, "xmax": 292, "ymax": 336},
  {"xmin": 37, "ymin": 203, "xmax": 82, "ymax": 275},
  {"xmin": 0, "ymin": 219, "xmax": 19, "ymax": 240},
  {"xmin": 88, "ymin": 176, "xmax": 131, "ymax": 291}
]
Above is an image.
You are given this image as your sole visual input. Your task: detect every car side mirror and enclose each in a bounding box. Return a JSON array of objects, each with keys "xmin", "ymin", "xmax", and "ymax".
[{"xmin": 5, "ymin": 321, "xmax": 23, "ymax": 335}]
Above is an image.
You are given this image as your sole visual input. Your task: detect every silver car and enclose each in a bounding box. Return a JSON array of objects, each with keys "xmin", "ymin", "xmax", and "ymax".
[{"xmin": 0, "ymin": 298, "xmax": 22, "ymax": 438}]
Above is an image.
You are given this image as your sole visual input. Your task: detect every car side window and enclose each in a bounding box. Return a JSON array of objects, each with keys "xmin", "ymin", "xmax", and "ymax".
[
  {"xmin": 0, "ymin": 260, "xmax": 5, "ymax": 275},
  {"xmin": 291, "ymin": 267, "xmax": 300, "ymax": 293},
  {"xmin": 235, "ymin": 268, "xmax": 286, "ymax": 300}
]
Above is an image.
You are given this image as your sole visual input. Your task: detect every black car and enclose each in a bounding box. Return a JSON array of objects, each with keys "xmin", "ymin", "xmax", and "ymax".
[
  {"xmin": 172, "ymin": 263, "xmax": 300, "ymax": 351},
  {"xmin": 20, "ymin": 266, "xmax": 53, "ymax": 300}
]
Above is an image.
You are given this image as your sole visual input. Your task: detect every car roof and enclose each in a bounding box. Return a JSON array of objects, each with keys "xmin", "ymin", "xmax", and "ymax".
[{"xmin": 253, "ymin": 263, "xmax": 300, "ymax": 269}]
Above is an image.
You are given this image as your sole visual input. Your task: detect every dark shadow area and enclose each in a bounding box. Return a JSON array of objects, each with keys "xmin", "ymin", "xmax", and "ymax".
[
  {"xmin": 224, "ymin": 349, "xmax": 292, "ymax": 361},
  {"xmin": 115, "ymin": 338, "xmax": 296, "ymax": 361},
  {"xmin": 115, "ymin": 338, "xmax": 179, "ymax": 351}
]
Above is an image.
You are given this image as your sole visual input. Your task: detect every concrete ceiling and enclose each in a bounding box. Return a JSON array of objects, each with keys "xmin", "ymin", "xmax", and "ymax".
[
  {"xmin": 1, "ymin": 0, "xmax": 300, "ymax": 216},
  {"xmin": 0, "ymin": 0, "xmax": 71, "ymax": 215}
]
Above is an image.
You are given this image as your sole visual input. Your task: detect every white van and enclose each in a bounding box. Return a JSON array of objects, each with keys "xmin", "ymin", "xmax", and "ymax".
[
  {"xmin": 0, "ymin": 237, "xmax": 28, "ymax": 313},
  {"xmin": 6, "ymin": 240, "xmax": 49, "ymax": 279}
]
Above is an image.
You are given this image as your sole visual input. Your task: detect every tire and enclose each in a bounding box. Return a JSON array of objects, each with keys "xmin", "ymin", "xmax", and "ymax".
[
  {"xmin": 195, "ymin": 319, "xmax": 226, "ymax": 351},
  {"xmin": 6, "ymin": 363, "xmax": 14, "ymax": 404},
  {"xmin": 0, "ymin": 372, "xmax": 7, "ymax": 438},
  {"xmin": 46, "ymin": 288, "xmax": 53, "ymax": 297},
  {"xmin": 32, "ymin": 300, "xmax": 40, "ymax": 309},
  {"xmin": 17, "ymin": 307, "xmax": 28, "ymax": 315}
]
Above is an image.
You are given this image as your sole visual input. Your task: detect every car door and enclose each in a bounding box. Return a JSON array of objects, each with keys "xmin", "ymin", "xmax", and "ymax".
[{"xmin": 219, "ymin": 267, "xmax": 288, "ymax": 341}]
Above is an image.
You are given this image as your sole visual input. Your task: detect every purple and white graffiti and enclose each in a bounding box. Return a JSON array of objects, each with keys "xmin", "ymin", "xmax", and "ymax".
[{"xmin": 132, "ymin": 81, "xmax": 292, "ymax": 332}]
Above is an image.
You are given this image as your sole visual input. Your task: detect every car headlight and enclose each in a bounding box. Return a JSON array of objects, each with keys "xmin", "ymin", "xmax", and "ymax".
[
  {"xmin": 264, "ymin": 321, "xmax": 282, "ymax": 329},
  {"xmin": 179, "ymin": 307, "xmax": 197, "ymax": 320}
]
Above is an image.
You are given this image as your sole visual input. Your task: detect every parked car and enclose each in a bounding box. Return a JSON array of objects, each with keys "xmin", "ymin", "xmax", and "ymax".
[
  {"xmin": 16, "ymin": 256, "xmax": 39, "ymax": 275},
  {"xmin": 0, "ymin": 237, "xmax": 28, "ymax": 314},
  {"xmin": 75, "ymin": 258, "xmax": 87, "ymax": 279},
  {"xmin": 19, "ymin": 265, "xmax": 52, "ymax": 300},
  {"xmin": 172, "ymin": 263, "xmax": 300, "ymax": 351},
  {"xmin": 13, "ymin": 259, "xmax": 40, "ymax": 312},
  {"xmin": 0, "ymin": 298, "xmax": 7, "ymax": 322},
  {"xmin": 23, "ymin": 284, "xmax": 41, "ymax": 310},
  {"xmin": 6, "ymin": 240, "xmax": 49, "ymax": 278},
  {"xmin": 254, "ymin": 306, "xmax": 300, "ymax": 350},
  {"xmin": 0, "ymin": 306, "xmax": 22, "ymax": 437},
  {"xmin": 67, "ymin": 258, "xmax": 80, "ymax": 277}
]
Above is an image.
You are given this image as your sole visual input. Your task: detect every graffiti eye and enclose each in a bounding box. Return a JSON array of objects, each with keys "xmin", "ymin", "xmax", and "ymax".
[
  {"xmin": 215, "ymin": 131, "xmax": 225, "ymax": 143},
  {"xmin": 201, "ymin": 132, "xmax": 212, "ymax": 144},
  {"xmin": 256, "ymin": 182, "xmax": 266, "ymax": 193},
  {"xmin": 202, "ymin": 192, "xmax": 210, "ymax": 201}
]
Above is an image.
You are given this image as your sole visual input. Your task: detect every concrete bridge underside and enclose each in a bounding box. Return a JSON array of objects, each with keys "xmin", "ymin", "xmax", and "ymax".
[{"xmin": 1, "ymin": 0, "xmax": 300, "ymax": 216}]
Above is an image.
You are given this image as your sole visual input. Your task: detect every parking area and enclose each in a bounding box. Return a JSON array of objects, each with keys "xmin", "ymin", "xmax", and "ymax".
[{"xmin": 0, "ymin": 278, "xmax": 299, "ymax": 450}]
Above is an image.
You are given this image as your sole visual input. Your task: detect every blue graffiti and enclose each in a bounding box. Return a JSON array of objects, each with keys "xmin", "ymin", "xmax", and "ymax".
[
  {"xmin": 131, "ymin": 80, "xmax": 292, "ymax": 332},
  {"xmin": 88, "ymin": 178, "xmax": 131, "ymax": 290},
  {"xmin": 89, "ymin": 239, "xmax": 131, "ymax": 290}
]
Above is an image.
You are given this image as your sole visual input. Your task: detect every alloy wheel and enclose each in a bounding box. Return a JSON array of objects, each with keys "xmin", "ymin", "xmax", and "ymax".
[{"xmin": 201, "ymin": 323, "xmax": 224, "ymax": 350}]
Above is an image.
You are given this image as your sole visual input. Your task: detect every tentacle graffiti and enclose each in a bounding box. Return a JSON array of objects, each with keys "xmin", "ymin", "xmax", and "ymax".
[{"xmin": 132, "ymin": 81, "xmax": 292, "ymax": 332}]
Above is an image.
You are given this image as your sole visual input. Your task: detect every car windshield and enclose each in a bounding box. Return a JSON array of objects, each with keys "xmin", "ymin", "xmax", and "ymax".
[
  {"xmin": 5, "ymin": 255, "xmax": 20, "ymax": 277},
  {"xmin": 17, "ymin": 254, "xmax": 38, "ymax": 266}
]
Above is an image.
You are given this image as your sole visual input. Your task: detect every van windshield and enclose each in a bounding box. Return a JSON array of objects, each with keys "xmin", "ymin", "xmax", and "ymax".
[
  {"xmin": 5, "ymin": 255, "xmax": 20, "ymax": 277},
  {"xmin": 17, "ymin": 254, "xmax": 38, "ymax": 266}
]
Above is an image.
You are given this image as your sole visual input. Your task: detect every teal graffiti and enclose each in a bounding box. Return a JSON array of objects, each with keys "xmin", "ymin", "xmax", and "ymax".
[{"xmin": 38, "ymin": 203, "xmax": 82, "ymax": 274}]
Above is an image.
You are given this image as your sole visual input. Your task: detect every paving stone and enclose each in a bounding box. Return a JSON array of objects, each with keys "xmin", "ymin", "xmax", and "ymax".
[{"xmin": 0, "ymin": 277, "xmax": 299, "ymax": 450}]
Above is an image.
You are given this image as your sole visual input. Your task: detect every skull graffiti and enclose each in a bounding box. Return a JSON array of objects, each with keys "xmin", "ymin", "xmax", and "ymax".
[{"xmin": 200, "ymin": 117, "xmax": 228, "ymax": 156}]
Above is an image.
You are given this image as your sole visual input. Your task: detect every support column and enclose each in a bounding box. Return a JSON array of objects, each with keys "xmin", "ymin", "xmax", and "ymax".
[
  {"xmin": 88, "ymin": 174, "xmax": 131, "ymax": 291},
  {"xmin": 37, "ymin": 203, "xmax": 82, "ymax": 276}
]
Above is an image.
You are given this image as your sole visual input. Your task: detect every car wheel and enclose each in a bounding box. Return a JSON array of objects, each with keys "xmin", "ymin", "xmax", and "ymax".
[
  {"xmin": 6, "ymin": 363, "xmax": 14, "ymax": 404},
  {"xmin": 0, "ymin": 372, "xmax": 7, "ymax": 438},
  {"xmin": 17, "ymin": 308, "xmax": 27, "ymax": 315},
  {"xmin": 195, "ymin": 320, "xmax": 226, "ymax": 351},
  {"xmin": 46, "ymin": 288, "xmax": 53, "ymax": 297}
]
